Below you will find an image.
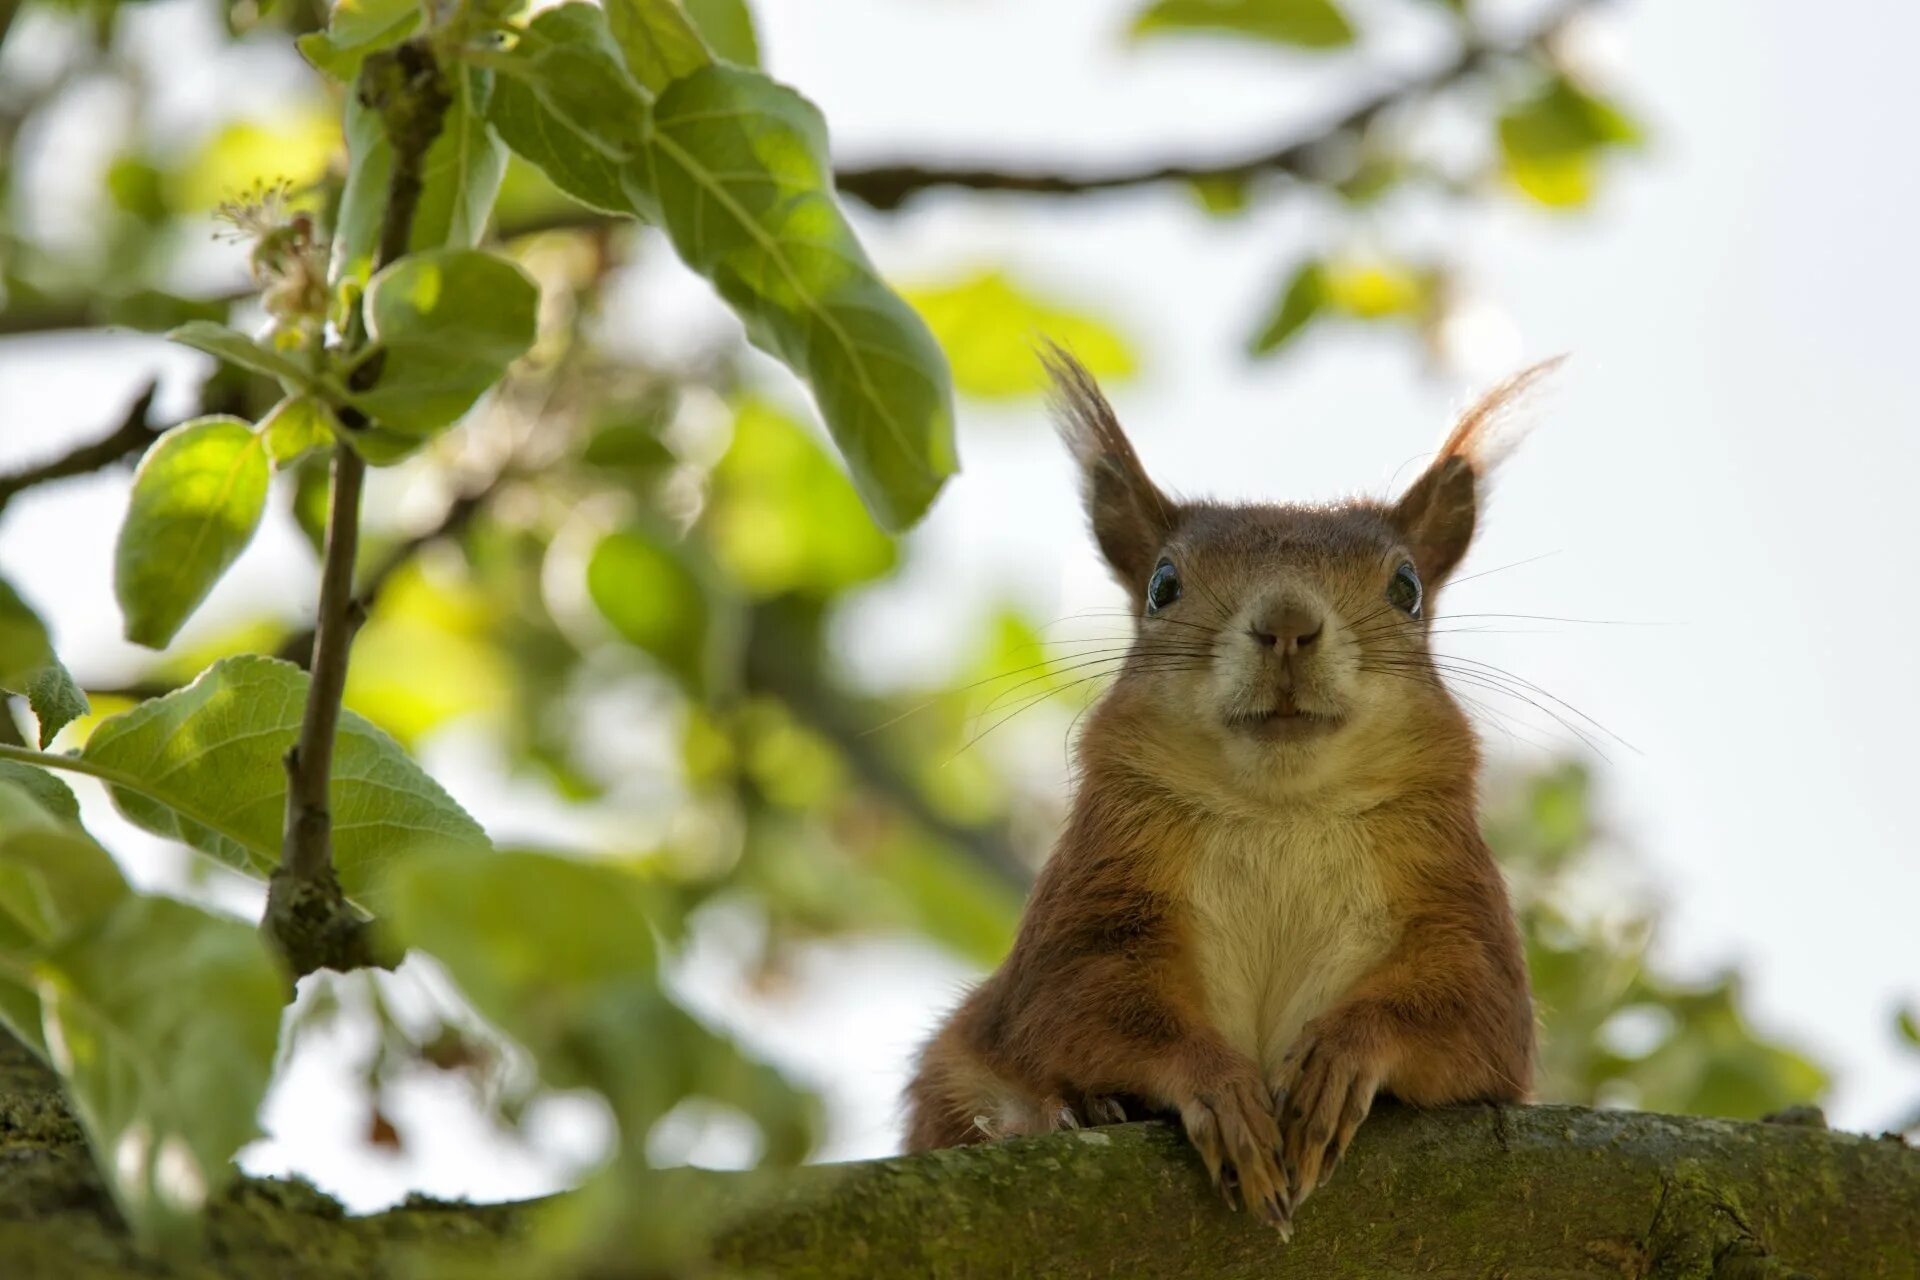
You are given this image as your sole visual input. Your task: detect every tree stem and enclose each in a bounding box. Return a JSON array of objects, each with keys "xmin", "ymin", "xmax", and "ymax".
[{"xmin": 264, "ymin": 40, "xmax": 450, "ymax": 978}]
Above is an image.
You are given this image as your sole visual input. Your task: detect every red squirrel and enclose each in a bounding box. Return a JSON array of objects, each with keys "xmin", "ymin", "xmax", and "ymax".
[{"xmin": 904, "ymin": 350, "xmax": 1544, "ymax": 1236}]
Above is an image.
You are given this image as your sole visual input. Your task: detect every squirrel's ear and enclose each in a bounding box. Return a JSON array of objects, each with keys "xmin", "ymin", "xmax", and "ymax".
[
  {"xmin": 1042, "ymin": 344, "xmax": 1175, "ymax": 595},
  {"xmin": 1392, "ymin": 357, "xmax": 1562, "ymax": 585}
]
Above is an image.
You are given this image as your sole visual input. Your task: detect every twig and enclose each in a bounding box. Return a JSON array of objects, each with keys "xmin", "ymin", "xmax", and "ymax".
[
  {"xmin": 265, "ymin": 40, "xmax": 452, "ymax": 979},
  {"xmin": 833, "ymin": 0, "xmax": 1590, "ymax": 210},
  {"xmin": 743, "ymin": 605, "xmax": 1035, "ymax": 889},
  {"xmin": 0, "ymin": 380, "xmax": 160, "ymax": 516}
]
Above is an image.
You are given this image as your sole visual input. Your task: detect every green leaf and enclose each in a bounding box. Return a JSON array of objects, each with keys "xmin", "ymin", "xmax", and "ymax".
[
  {"xmin": 0, "ymin": 783, "xmax": 128, "ymax": 1073},
  {"xmin": 0, "ymin": 763, "xmax": 81, "ymax": 826},
  {"xmin": 113, "ymin": 417, "xmax": 270, "ymax": 649},
  {"xmin": 0, "ymin": 577, "xmax": 53, "ymax": 694},
  {"xmin": 298, "ymin": 0, "xmax": 422, "ymax": 82},
  {"xmin": 1249, "ymin": 260, "xmax": 1327, "ymax": 355},
  {"xmin": 1897, "ymin": 1005, "xmax": 1920, "ymax": 1051},
  {"xmin": 587, "ymin": 525, "xmax": 723, "ymax": 690},
  {"xmin": 331, "ymin": 66, "xmax": 508, "ymax": 286},
  {"xmin": 36, "ymin": 895, "xmax": 283, "ymax": 1240},
  {"xmin": 21, "ymin": 661, "xmax": 88, "ymax": 748},
  {"xmin": 703, "ymin": 401, "xmax": 895, "ymax": 597},
  {"xmin": 258, "ymin": 395, "xmax": 337, "ymax": 468},
  {"xmin": 1498, "ymin": 75, "xmax": 1643, "ymax": 209},
  {"xmin": 347, "ymin": 248, "xmax": 539, "ymax": 440},
  {"xmin": 80, "ymin": 655, "xmax": 488, "ymax": 897},
  {"xmin": 905, "ymin": 269, "xmax": 1137, "ymax": 400},
  {"xmin": 487, "ymin": 4, "xmax": 653, "ymax": 218},
  {"xmin": 1131, "ymin": 0, "xmax": 1355, "ymax": 49},
  {"xmin": 604, "ymin": 0, "xmax": 711, "ymax": 92},
  {"xmin": 380, "ymin": 848, "xmax": 814, "ymax": 1160},
  {"xmin": 646, "ymin": 66, "xmax": 957, "ymax": 529},
  {"xmin": 167, "ymin": 321, "xmax": 319, "ymax": 391},
  {"xmin": 685, "ymin": 0, "xmax": 759, "ymax": 67}
]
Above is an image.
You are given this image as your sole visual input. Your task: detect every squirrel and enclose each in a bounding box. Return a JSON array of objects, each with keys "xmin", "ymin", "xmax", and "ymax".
[{"xmin": 903, "ymin": 349, "xmax": 1545, "ymax": 1236}]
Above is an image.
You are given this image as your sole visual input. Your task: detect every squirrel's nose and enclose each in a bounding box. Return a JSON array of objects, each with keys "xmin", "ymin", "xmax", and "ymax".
[{"xmin": 1250, "ymin": 604, "xmax": 1323, "ymax": 654}]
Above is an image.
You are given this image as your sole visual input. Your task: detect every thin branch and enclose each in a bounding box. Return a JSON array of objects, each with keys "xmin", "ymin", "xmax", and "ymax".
[
  {"xmin": 0, "ymin": 380, "xmax": 160, "ymax": 515},
  {"xmin": 832, "ymin": 2, "xmax": 1588, "ymax": 210},
  {"xmin": 265, "ymin": 40, "xmax": 452, "ymax": 979},
  {"xmin": 742, "ymin": 605, "xmax": 1035, "ymax": 890}
]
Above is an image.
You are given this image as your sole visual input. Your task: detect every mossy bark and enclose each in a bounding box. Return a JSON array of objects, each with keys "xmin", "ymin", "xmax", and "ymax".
[{"xmin": 1, "ymin": 1033, "xmax": 1913, "ymax": 1278}]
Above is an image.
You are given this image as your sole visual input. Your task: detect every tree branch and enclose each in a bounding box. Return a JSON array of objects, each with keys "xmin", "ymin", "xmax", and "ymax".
[
  {"xmin": 264, "ymin": 41, "xmax": 452, "ymax": 980},
  {"xmin": 0, "ymin": 380, "xmax": 160, "ymax": 516},
  {"xmin": 1, "ymin": 1020, "xmax": 1912, "ymax": 1279}
]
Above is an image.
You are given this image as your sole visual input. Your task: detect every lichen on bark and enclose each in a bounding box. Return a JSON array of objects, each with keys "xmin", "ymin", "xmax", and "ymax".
[{"xmin": 0, "ymin": 1033, "xmax": 1913, "ymax": 1279}]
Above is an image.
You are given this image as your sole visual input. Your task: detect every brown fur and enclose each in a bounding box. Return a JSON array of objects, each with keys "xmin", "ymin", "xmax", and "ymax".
[{"xmin": 905, "ymin": 353, "xmax": 1549, "ymax": 1235}]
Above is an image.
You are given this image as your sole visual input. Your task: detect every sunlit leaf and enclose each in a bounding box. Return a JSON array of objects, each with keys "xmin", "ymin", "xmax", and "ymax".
[
  {"xmin": 685, "ymin": 0, "xmax": 759, "ymax": 67},
  {"xmin": 347, "ymin": 248, "xmax": 538, "ymax": 441},
  {"xmin": 703, "ymin": 401, "xmax": 894, "ymax": 597},
  {"xmin": 1131, "ymin": 0, "xmax": 1355, "ymax": 49},
  {"xmin": 174, "ymin": 112, "xmax": 340, "ymax": 211},
  {"xmin": 345, "ymin": 563, "xmax": 511, "ymax": 745},
  {"xmin": 20, "ymin": 661, "xmax": 89, "ymax": 748},
  {"xmin": 588, "ymin": 523, "xmax": 729, "ymax": 691},
  {"xmin": 905, "ymin": 269, "xmax": 1137, "ymax": 400},
  {"xmin": 36, "ymin": 895, "xmax": 283, "ymax": 1240},
  {"xmin": 487, "ymin": 3, "xmax": 652, "ymax": 217},
  {"xmin": 81, "ymin": 655, "xmax": 489, "ymax": 897},
  {"xmin": 604, "ymin": 0, "xmax": 711, "ymax": 92},
  {"xmin": 1498, "ymin": 75, "xmax": 1643, "ymax": 209},
  {"xmin": 1322, "ymin": 258, "xmax": 1431, "ymax": 318},
  {"xmin": 332, "ymin": 67, "xmax": 508, "ymax": 286},
  {"xmin": 258, "ymin": 395, "xmax": 338, "ymax": 468},
  {"xmin": 113, "ymin": 417, "xmax": 270, "ymax": 649},
  {"xmin": 298, "ymin": 0, "xmax": 422, "ymax": 81},
  {"xmin": 646, "ymin": 65, "xmax": 957, "ymax": 529}
]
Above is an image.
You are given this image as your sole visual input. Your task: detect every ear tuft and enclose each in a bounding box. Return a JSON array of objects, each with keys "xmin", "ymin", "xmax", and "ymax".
[
  {"xmin": 1040, "ymin": 341, "xmax": 1175, "ymax": 596},
  {"xmin": 1394, "ymin": 355, "xmax": 1565, "ymax": 586}
]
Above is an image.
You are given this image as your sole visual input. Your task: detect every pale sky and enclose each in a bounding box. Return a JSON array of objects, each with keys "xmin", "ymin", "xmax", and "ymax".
[{"xmin": 1, "ymin": 0, "xmax": 1915, "ymax": 1211}]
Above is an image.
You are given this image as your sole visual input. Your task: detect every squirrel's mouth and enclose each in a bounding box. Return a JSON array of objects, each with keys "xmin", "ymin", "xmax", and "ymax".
[{"xmin": 1222, "ymin": 704, "xmax": 1342, "ymax": 742}]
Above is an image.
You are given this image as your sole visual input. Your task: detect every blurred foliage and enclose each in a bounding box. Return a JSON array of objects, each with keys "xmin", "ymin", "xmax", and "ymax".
[
  {"xmin": 0, "ymin": 0, "xmax": 1830, "ymax": 1275},
  {"xmin": 1488, "ymin": 764, "xmax": 1827, "ymax": 1117}
]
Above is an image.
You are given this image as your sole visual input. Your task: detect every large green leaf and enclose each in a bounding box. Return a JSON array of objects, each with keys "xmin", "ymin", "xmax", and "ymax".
[
  {"xmin": 1131, "ymin": 0, "xmax": 1355, "ymax": 48},
  {"xmin": 113, "ymin": 417, "xmax": 270, "ymax": 649},
  {"xmin": 646, "ymin": 65, "xmax": 957, "ymax": 529},
  {"xmin": 487, "ymin": 3, "xmax": 652, "ymax": 217},
  {"xmin": 297, "ymin": 0, "xmax": 421, "ymax": 82},
  {"xmin": 36, "ymin": 895, "xmax": 283, "ymax": 1240},
  {"xmin": 80, "ymin": 655, "xmax": 488, "ymax": 897},
  {"xmin": 332, "ymin": 66, "xmax": 508, "ymax": 286},
  {"xmin": 347, "ymin": 248, "xmax": 538, "ymax": 440}
]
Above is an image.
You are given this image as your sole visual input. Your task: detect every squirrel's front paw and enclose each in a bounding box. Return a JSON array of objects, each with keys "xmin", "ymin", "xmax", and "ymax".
[
  {"xmin": 1178, "ymin": 1075, "xmax": 1293, "ymax": 1236},
  {"xmin": 1271, "ymin": 1022, "xmax": 1381, "ymax": 1214}
]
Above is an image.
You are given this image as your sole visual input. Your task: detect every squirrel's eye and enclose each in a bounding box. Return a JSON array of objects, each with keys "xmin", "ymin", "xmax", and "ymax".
[
  {"xmin": 1387, "ymin": 561, "xmax": 1423, "ymax": 618},
  {"xmin": 1146, "ymin": 560, "xmax": 1181, "ymax": 613}
]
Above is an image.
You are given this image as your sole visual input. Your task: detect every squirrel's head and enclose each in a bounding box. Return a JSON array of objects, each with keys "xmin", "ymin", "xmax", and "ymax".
[{"xmin": 1047, "ymin": 348, "xmax": 1559, "ymax": 805}]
